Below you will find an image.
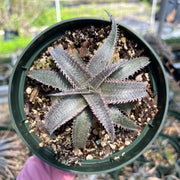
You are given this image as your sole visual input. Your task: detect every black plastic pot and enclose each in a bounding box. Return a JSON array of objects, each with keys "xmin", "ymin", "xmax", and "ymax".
[{"xmin": 8, "ymin": 17, "xmax": 169, "ymax": 174}]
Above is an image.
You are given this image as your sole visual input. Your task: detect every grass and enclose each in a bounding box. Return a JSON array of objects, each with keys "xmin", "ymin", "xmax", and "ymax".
[
  {"xmin": 0, "ymin": 36, "xmax": 31, "ymax": 54},
  {"xmin": 31, "ymin": 7, "xmax": 57, "ymax": 28},
  {"xmin": 32, "ymin": 2, "xmax": 146, "ymax": 27},
  {"xmin": 61, "ymin": 2, "xmax": 150, "ymax": 21}
]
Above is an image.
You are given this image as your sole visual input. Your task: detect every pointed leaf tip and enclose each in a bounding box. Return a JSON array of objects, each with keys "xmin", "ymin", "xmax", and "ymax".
[
  {"xmin": 111, "ymin": 57, "xmax": 150, "ymax": 79},
  {"xmin": 105, "ymin": 10, "xmax": 112, "ymax": 19},
  {"xmin": 110, "ymin": 106, "xmax": 139, "ymax": 131},
  {"xmin": 27, "ymin": 70, "xmax": 70, "ymax": 90},
  {"xmin": 87, "ymin": 12, "xmax": 117, "ymax": 74}
]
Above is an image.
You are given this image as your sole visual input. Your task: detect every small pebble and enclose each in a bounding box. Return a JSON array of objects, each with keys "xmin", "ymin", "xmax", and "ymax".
[
  {"xmin": 113, "ymin": 156, "xmax": 120, "ymax": 160},
  {"xmin": 136, "ymin": 74, "xmax": 143, "ymax": 81},
  {"xmin": 101, "ymin": 141, "xmax": 107, "ymax": 147},
  {"xmin": 42, "ymin": 133, "xmax": 47, "ymax": 138},
  {"xmin": 110, "ymin": 144, "xmax": 116, "ymax": 150},
  {"xmin": 39, "ymin": 142, "xmax": 44, "ymax": 147},
  {"xmin": 86, "ymin": 154, "xmax": 93, "ymax": 160},
  {"xmin": 121, "ymin": 37, "xmax": 126, "ymax": 43},
  {"xmin": 99, "ymin": 151, "xmax": 104, "ymax": 156},
  {"xmin": 29, "ymin": 129, "xmax": 34, "ymax": 133},
  {"xmin": 65, "ymin": 127, "xmax": 71, "ymax": 132},
  {"xmin": 147, "ymin": 117, "xmax": 151, "ymax": 122},
  {"xmin": 26, "ymin": 87, "xmax": 32, "ymax": 94},
  {"xmin": 25, "ymin": 120, "xmax": 29, "ymax": 123},
  {"xmin": 119, "ymin": 146, "xmax": 125, "ymax": 151},
  {"xmin": 125, "ymin": 141, "xmax": 131, "ymax": 146},
  {"xmin": 138, "ymin": 118, "xmax": 141, "ymax": 122},
  {"xmin": 73, "ymin": 148, "xmax": 83, "ymax": 156}
]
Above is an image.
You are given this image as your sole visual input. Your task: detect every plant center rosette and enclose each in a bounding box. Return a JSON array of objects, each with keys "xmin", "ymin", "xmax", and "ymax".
[{"xmin": 24, "ymin": 12, "xmax": 158, "ymax": 166}]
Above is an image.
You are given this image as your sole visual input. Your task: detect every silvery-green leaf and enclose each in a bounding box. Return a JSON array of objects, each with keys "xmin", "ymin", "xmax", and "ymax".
[
  {"xmin": 111, "ymin": 57, "xmax": 150, "ymax": 79},
  {"xmin": 87, "ymin": 11, "xmax": 117, "ymax": 74},
  {"xmin": 72, "ymin": 108, "xmax": 92, "ymax": 148},
  {"xmin": 72, "ymin": 49, "xmax": 86, "ymax": 66},
  {"xmin": 45, "ymin": 95, "xmax": 87, "ymax": 135},
  {"xmin": 88, "ymin": 60, "xmax": 127, "ymax": 89},
  {"xmin": 110, "ymin": 106, "xmax": 139, "ymax": 131},
  {"xmin": 117, "ymin": 102, "xmax": 135, "ymax": 116},
  {"xmin": 50, "ymin": 46, "xmax": 91, "ymax": 87},
  {"xmin": 28, "ymin": 70, "xmax": 70, "ymax": 90},
  {"xmin": 83, "ymin": 92, "xmax": 115, "ymax": 140},
  {"xmin": 49, "ymin": 87, "xmax": 91, "ymax": 97},
  {"xmin": 101, "ymin": 80, "xmax": 147, "ymax": 104}
]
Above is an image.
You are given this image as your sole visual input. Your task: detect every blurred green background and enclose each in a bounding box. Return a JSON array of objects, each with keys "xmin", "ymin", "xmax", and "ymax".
[{"xmin": 0, "ymin": 0, "xmax": 153, "ymax": 61}]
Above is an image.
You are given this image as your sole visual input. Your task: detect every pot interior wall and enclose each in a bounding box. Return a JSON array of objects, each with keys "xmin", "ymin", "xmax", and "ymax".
[{"xmin": 8, "ymin": 18, "xmax": 168, "ymax": 174}]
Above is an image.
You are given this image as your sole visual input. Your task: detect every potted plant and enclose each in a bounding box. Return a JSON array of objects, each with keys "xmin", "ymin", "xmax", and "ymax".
[{"xmin": 8, "ymin": 12, "xmax": 168, "ymax": 174}]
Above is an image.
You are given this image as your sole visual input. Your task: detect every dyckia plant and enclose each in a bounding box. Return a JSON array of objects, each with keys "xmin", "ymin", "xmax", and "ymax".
[{"xmin": 28, "ymin": 12, "xmax": 150, "ymax": 149}]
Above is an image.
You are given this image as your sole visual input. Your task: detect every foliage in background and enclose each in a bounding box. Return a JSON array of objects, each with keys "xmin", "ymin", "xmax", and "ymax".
[
  {"xmin": 32, "ymin": 2, "xmax": 141, "ymax": 27},
  {"xmin": 0, "ymin": 1, "xmax": 151, "ymax": 55},
  {"xmin": 0, "ymin": 0, "xmax": 48, "ymax": 31},
  {"xmin": 0, "ymin": 36, "xmax": 31, "ymax": 54},
  {"xmin": 0, "ymin": 0, "xmax": 49, "ymax": 55},
  {"xmin": 0, "ymin": 130, "xmax": 29, "ymax": 179}
]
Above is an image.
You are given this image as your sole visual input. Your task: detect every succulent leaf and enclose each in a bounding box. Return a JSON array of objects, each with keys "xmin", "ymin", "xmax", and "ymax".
[
  {"xmin": 87, "ymin": 11, "xmax": 117, "ymax": 74},
  {"xmin": 111, "ymin": 57, "xmax": 150, "ymax": 79},
  {"xmin": 72, "ymin": 49, "xmax": 85, "ymax": 66},
  {"xmin": 117, "ymin": 102, "xmax": 135, "ymax": 116},
  {"xmin": 101, "ymin": 80, "xmax": 147, "ymax": 104},
  {"xmin": 49, "ymin": 87, "xmax": 91, "ymax": 97},
  {"xmin": 109, "ymin": 106, "xmax": 139, "ymax": 131},
  {"xmin": 88, "ymin": 60, "xmax": 128, "ymax": 89},
  {"xmin": 50, "ymin": 46, "xmax": 91, "ymax": 87},
  {"xmin": 83, "ymin": 92, "xmax": 115, "ymax": 140},
  {"xmin": 45, "ymin": 95, "xmax": 87, "ymax": 135},
  {"xmin": 27, "ymin": 70, "xmax": 71, "ymax": 90},
  {"xmin": 72, "ymin": 108, "xmax": 92, "ymax": 148}
]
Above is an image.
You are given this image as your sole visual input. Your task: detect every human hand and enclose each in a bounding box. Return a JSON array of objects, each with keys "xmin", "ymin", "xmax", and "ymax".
[{"xmin": 17, "ymin": 155, "xmax": 75, "ymax": 180}]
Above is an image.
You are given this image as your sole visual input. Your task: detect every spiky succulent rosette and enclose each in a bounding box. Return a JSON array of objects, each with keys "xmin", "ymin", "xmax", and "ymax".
[{"xmin": 27, "ymin": 12, "xmax": 150, "ymax": 149}]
